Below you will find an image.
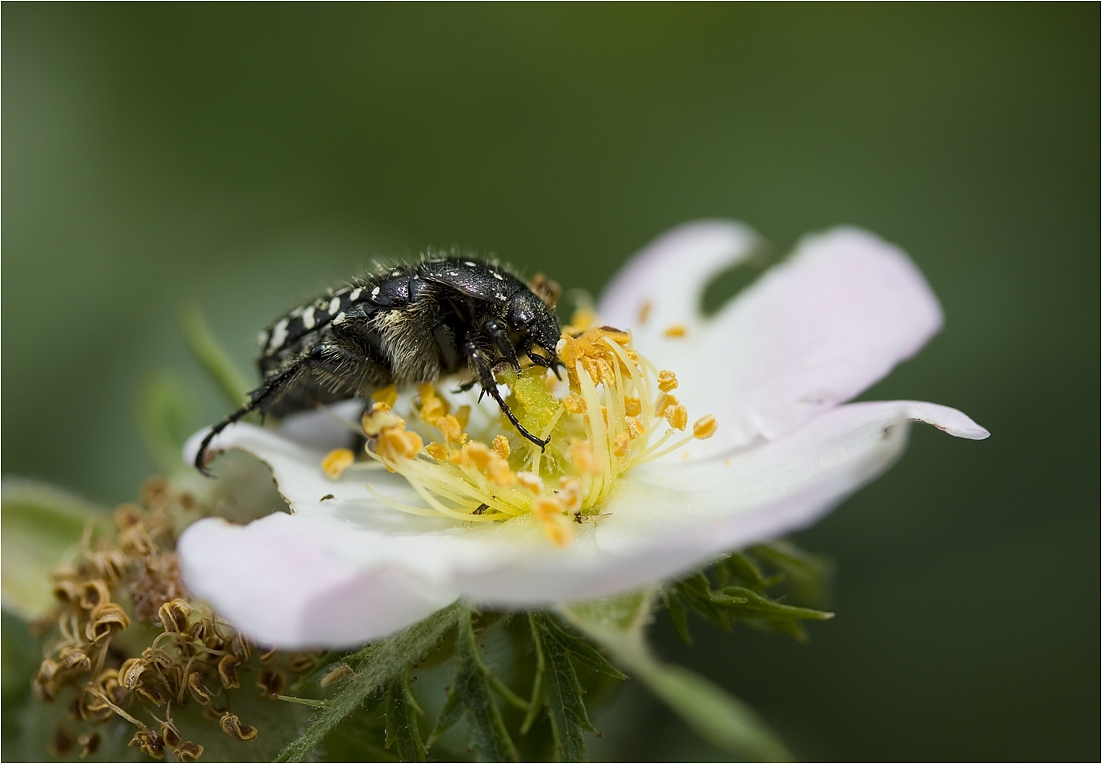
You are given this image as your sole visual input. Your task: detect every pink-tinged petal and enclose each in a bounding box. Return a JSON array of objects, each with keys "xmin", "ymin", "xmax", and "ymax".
[
  {"xmin": 599, "ymin": 220, "xmax": 762, "ymax": 348},
  {"xmin": 656, "ymin": 227, "xmax": 945, "ymax": 459},
  {"xmin": 178, "ymin": 514, "xmax": 457, "ymax": 649},
  {"xmin": 437, "ymin": 401, "xmax": 986, "ymax": 605},
  {"xmin": 178, "ymin": 400, "xmax": 987, "ymax": 645},
  {"xmin": 185, "ymin": 423, "xmax": 448, "ymax": 533},
  {"xmin": 593, "ymin": 401, "xmax": 987, "ymax": 571}
]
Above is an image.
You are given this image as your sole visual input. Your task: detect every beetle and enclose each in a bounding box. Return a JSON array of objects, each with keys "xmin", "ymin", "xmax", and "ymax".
[{"xmin": 194, "ymin": 256, "xmax": 562, "ymax": 473}]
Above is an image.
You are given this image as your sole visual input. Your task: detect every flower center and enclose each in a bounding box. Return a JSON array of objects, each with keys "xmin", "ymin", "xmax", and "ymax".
[{"xmin": 323, "ymin": 313, "xmax": 716, "ymax": 546}]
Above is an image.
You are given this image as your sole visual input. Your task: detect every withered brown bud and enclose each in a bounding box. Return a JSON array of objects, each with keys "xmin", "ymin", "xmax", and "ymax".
[
  {"xmin": 52, "ymin": 578, "xmax": 83, "ymax": 604},
  {"xmin": 187, "ymin": 672, "xmax": 213, "ymax": 705},
  {"xmin": 217, "ymin": 655, "xmax": 240, "ymax": 689},
  {"xmin": 228, "ymin": 633, "xmax": 252, "ymax": 661},
  {"xmin": 49, "ymin": 725, "xmax": 75, "ymax": 756},
  {"xmin": 54, "ymin": 646, "xmax": 92, "ymax": 680},
  {"xmin": 219, "ymin": 712, "xmax": 258, "ymax": 741},
  {"xmin": 85, "ymin": 602, "xmax": 130, "ymax": 642},
  {"xmin": 119, "ymin": 657, "xmax": 146, "ymax": 690},
  {"xmin": 140, "ymin": 477, "xmax": 171, "ymax": 508},
  {"xmin": 256, "ymin": 669, "xmax": 286, "ymax": 697},
  {"xmin": 91, "ymin": 549, "xmax": 130, "ymax": 583},
  {"xmin": 158, "ymin": 599, "xmax": 192, "ymax": 633},
  {"xmin": 160, "ymin": 722, "xmax": 182, "ymax": 748},
  {"xmin": 320, "ymin": 663, "xmax": 355, "ymax": 687},
  {"xmin": 136, "ymin": 684, "xmax": 166, "ymax": 707},
  {"xmin": 35, "ymin": 658, "xmax": 60, "ymax": 685},
  {"xmin": 119, "ymin": 523, "xmax": 156, "ymax": 556},
  {"xmin": 288, "ymin": 653, "xmax": 316, "ymax": 674},
  {"xmin": 115, "ymin": 503, "xmax": 144, "ymax": 528},
  {"xmin": 529, "ymin": 272, "xmax": 562, "ymax": 307},
  {"xmin": 79, "ymin": 579, "xmax": 112, "ymax": 611},
  {"xmin": 78, "ymin": 731, "xmax": 101, "ymax": 758},
  {"xmin": 129, "ymin": 729, "xmax": 165, "ymax": 760},
  {"xmin": 176, "ymin": 741, "xmax": 204, "ymax": 762},
  {"xmin": 142, "ymin": 646, "xmax": 174, "ymax": 670}
]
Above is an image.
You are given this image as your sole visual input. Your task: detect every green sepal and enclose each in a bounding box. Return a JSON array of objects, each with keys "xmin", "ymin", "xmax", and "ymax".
[
  {"xmin": 669, "ymin": 546, "xmax": 833, "ymax": 643},
  {"xmin": 426, "ymin": 688, "xmax": 464, "ymax": 748},
  {"xmin": 180, "ymin": 303, "xmax": 251, "ymax": 409},
  {"xmin": 751, "ymin": 541, "xmax": 833, "ymax": 606},
  {"xmin": 1, "ymin": 478, "xmax": 111, "ymax": 619},
  {"xmin": 453, "ymin": 610, "xmax": 519, "ymax": 762},
  {"xmin": 275, "ymin": 603, "xmax": 462, "ymax": 763},
  {"xmin": 384, "ymin": 673, "xmax": 427, "ymax": 763},
  {"xmin": 530, "ymin": 614, "xmax": 597, "ymax": 762}
]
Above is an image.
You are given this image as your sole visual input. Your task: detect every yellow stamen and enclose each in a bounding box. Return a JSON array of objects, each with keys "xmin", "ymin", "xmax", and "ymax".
[
  {"xmin": 665, "ymin": 403, "xmax": 688, "ymax": 431},
  {"xmin": 327, "ymin": 320, "xmax": 715, "ymax": 546},
  {"xmin": 693, "ymin": 414, "xmax": 718, "ymax": 440},
  {"xmin": 663, "ymin": 324, "xmax": 687, "ymax": 338},
  {"xmin": 322, "ymin": 448, "xmax": 355, "ymax": 479},
  {"xmin": 373, "ymin": 384, "xmax": 399, "ymax": 409}
]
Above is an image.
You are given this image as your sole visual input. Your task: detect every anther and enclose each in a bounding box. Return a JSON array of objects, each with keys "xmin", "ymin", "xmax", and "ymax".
[
  {"xmin": 322, "ymin": 448, "xmax": 355, "ymax": 479},
  {"xmin": 692, "ymin": 414, "xmax": 718, "ymax": 440}
]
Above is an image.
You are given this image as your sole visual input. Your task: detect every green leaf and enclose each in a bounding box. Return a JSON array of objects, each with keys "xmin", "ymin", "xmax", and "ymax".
[
  {"xmin": 275, "ymin": 603, "xmax": 463, "ymax": 763},
  {"xmin": 637, "ymin": 661, "xmax": 793, "ymax": 762},
  {"xmin": 720, "ymin": 551, "xmax": 776, "ymax": 592},
  {"xmin": 665, "ymin": 589, "xmax": 693, "ymax": 644},
  {"xmin": 752, "ymin": 541, "xmax": 833, "ymax": 606},
  {"xmin": 532, "ymin": 614, "xmax": 596, "ymax": 762},
  {"xmin": 180, "ymin": 303, "xmax": 251, "ymax": 408},
  {"xmin": 385, "ymin": 673, "xmax": 427, "ymax": 763},
  {"xmin": 137, "ymin": 370, "xmax": 198, "ymax": 475},
  {"xmin": 669, "ymin": 549, "xmax": 833, "ymax": 643},
  {"xmin": 538, "ymin": 615, "xmax": 626, "ymax": 681},
  {"xmin": 426, "ymin": 689, "xmax": 464, "ymax": 748},
  {"xmin": 453, "ymin": 610, "xmax": 519, "ymax": 762},
  {"xmin": 1, "ymin": 478, "xmax": 110, "ymax": 619}
]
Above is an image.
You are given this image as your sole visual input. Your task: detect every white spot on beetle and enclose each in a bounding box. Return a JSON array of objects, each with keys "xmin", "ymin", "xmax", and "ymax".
[
  {"xmin": 492, "ymin": 272, "xmax": 504, "ymax": 280},
  {"xmin": 371, "ymin": 286, "xmax": 381, "ymax": 299},
  {"xmin": 333, "ymin": 312, "xmax": 346, "ymax": 324},
  {"xmin": 269, "ymin": 319, "xmax": 289, "ymax": 351},
  {"xmin": 302, "ymin": 306, "xmax": 316, "ymax": 329},
  {"xmin": 349, "ymin": 288, "xmax": 362, "ymax": 301},
  {"xmin": 464, "ymin": 260, "xmax": 477, "ymax": 266},
  {"xmin": 328, "ymin": 297, "xmax": 340, "ymax": 313}
]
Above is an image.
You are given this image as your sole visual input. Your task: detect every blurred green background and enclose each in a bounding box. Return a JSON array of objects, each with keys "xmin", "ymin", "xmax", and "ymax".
[{"xmin": 3, "ymin": 5, "xmax": 1097, "ymax": 760}]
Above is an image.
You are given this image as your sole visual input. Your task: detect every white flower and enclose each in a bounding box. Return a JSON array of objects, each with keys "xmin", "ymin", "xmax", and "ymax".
[{"xmin": 178, "ymin": 221, "xmax": 988, "ymax": 649}]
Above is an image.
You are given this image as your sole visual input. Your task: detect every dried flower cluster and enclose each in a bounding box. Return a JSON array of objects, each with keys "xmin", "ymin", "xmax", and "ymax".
[{"xmin": 31, "ymin": 478, "xmax": 316, "ymax": 760}]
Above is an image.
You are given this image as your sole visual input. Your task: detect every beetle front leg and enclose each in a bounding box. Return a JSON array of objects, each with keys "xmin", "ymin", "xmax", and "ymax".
[{"xmin": 463, "ymin": 339, "xmax": 549, "ymax": 450}]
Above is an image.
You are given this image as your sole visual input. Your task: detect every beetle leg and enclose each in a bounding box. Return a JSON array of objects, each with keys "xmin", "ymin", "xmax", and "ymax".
[
  {"xmin": 483, "ymin": 318, "xmax": 522, "ymax": 374},
  {"xmin": 463, "ymin": 339, "xmax": 549, "ymax": 450}
]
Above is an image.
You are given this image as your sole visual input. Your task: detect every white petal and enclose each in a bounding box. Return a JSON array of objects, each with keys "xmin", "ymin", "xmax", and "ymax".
[
  {"xmin": 617, "ymin": 227, "xmax": 945, "ymax": 458},
  {"xmin": 589, "ymin": 401, "xmax": 988, "ymax": 580},
  {"xmin": 598, "ymin": 220, "xmax": 762, "ymax": 347},
  {"xmin": 178, "ymin": 514, "xmax": 457, "ymax": 648},
  {"xmin": 177, "ymin": 400, "xmax": 986, "ymax": 647},
  {"xmin": 453, "ymin": 401, "xmax": 986, "ymax": 604},
  {"xmin": 185, "ymin": 422, "xmax": 448, "ymax": 533}
]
